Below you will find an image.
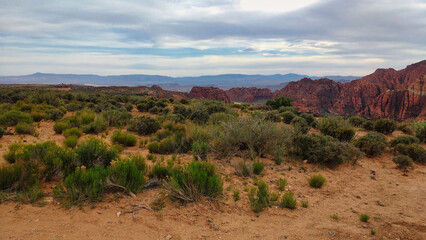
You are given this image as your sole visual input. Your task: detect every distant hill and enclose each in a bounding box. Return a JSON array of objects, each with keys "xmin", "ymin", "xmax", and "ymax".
[{"xmin": 0, "ymin": 73, "xmax": 360, "ymax": 91}]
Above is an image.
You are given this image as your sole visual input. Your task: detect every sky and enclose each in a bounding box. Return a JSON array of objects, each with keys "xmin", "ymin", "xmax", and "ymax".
[{"xmin": 0, "ymin": 0, "xmax": 425, "ymax": 77}]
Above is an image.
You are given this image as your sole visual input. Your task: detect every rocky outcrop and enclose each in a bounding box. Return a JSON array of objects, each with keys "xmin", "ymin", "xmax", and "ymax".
[
  {"xmin": 189, "ymin": 86, "xmax": 231, "ymax": 103},
  {"xmin": 273, "ymin": 60, "xmax": 426, "ymax": 120},
  {"xmin": 226, "ymin": 87, "xmax": 273, "ymax": 102}
]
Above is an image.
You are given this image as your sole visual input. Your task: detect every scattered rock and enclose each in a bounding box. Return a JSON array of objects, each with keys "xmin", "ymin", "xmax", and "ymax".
[
  {"xmin": 213, "ymin": 225, "xmax": 219, "ymax": 231},
  {"xmin": 351, "ymin": 208, "xmax": 358, "ymax": 213},
  {"xmin": 356, "ymin": 195, "xmax": 361, "ymax": 199},
  {"xmin": 116, "ymin": 211, "xmax": 121, "ymax": 217},
  {"xmin": 165, "ymin": 235, "xmax": 172, "ymax": 240},
  {"xmin": 371, "ymin": 176, "xmax": 376, "ymax": 180},
  {"xmin": 370, "ymin": 170, "xmax": 376, "ymax": 175},
  {"xmin": 377, "ymin": 200, "xmax": 385, "ymax": 207},
  {"xmin": 362, "ymin": 224, "xmax": 368, "ymax": 228},
  {"xmin": 329, "ymin": 231, "xmax": 335, "ymax": 236}
]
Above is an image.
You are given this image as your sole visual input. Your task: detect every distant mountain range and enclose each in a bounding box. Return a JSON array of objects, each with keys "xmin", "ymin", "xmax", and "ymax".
[{"xmin": 0, "ymin": 73, "xmax": 360, "ymax": 91}]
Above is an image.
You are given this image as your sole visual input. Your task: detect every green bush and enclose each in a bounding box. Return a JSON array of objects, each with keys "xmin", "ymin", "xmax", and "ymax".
[
  {"xmin": 412, "ymin": 121, "xmax": 426, "ymax": 143},
  {"xmin": 266, "ymin": 97, "xmax": 293, "ymax": 109},
  {"xmin": 291, "ymin": 117, "xmax": 310, "ymax": 134},
  {"xmin": 149, "ymin": 162, "xmax": 173, "ymax": 179},
  {"xmin": 63, "ymin": 166, "xmax": 108, "ymax": 204},
  {"xmin": 308, "ymin": 174, "xmax": 326, "ymax": 188},
  {"xmin": 374, "ymin": 119, "xmax": 397, "ymax": 135},
  {"xmin": 0, "ymin": 164, "xmax": 22, "ymax": 190},
  {"xmin": 75, "ymin": 138, "xmax": 118, "ymax": 168},
  {"xmin": 30, "ymin": 111, "xmax": 45, "ymax": 122},
  {"xmin": 348, "ymin": 116, "xmax": 367, "ymax": 127},
  {"xmin": 280, "ymin": 191, "xmax": 297, "ymax": 209},
  {"xmin": 192, "ymin": 141, "xmax": 209, "ymax": 160},
  {"xmin": 293, "ymin": 134, "xmax": 362, "ymax": 167},
  {"xmin": 277, "ymin": 178, "xmax": 287, "ymax": 191},
  {"xmin": 389, "ymin": 136, "xmax": 419, "ymax": 147},
  {"xmin": 363, "ymin": 120, "xmax": 375, "ymax": 131},
  {"xmin": 63, "ymin": 127, "xmax": 83, "ymax": 138},
  {"xmin": 111, "ymin": 131, "xmax": 137, "ymax": 147},
  {"xmin": 102, "ymin": 110, "xmax": 132, "ymax": 127},
  {"xmin": 392, "ymin": 155, "xmax": 414, "ymax": 169},
  {"xmin": 394, "ymin": 144, "xmax": 426, "ymax": 164},
  {"xmin": 128, "ymin": 116, "xmax": 160, "ymax": 135},
  {"xmin": 15, "ymin": 122, "xmax": 35, "ymax": 135},
  {"xmin": 208, "ymin": 112, "xmax": 235, "ymax": 125},
  {"xmin": 3, "ymin": 143, "xmax": 24, "ymax": 164},
  {"xmin": 248, "ymin": 180, "xmax": 270, "ymax": 212},
  {"xmin": 169, "ymin": 161, "xmax": 223, "ymax": 202},
  {"xmin": 300, "ymin": 113, "xmax": 316, "ymax": 127},
  {"xmin": 359, "ymin": 214, "xmax": 370, "ymax": 222},
  {"xmin": 354, "ymin": 133, "xmax": 387, "ymax": 156},
  {"xmin": 253, "ymin": 161, "xmax": 264, "ymax": 175},
  {"xmin": 81, "ymin": 118, "xmax": 108, "ymax": 134},
  {"xmin": 233, "ymin": 189, "xmax": 240, "ymax": 201},
  {"xmin": 282, "ymin": 111, "xmax": 296, "ymax": 124},
  {"xmin": 318, "ymin": 117, "xmax": 355, "ymax": 141},
  {"xmin": 0, "ymin": 128, "xmax": 5, "ymax": 138},
  {"xmin": 397, "ymin": 123, "xmax": 413, "ymax": 135},
  {"xmin": 126, "ymin": 155, "xmax": 147, "ymax": 173},
  {"xmin": 64, "ymin": 136, "xmax": 78, "ymax": 149},
  {"xmin": 265, "ymin": 111, "xmax": 281, "ymax": 122},
  {"xmin": 108, "ymin": 159, "xmax": 146, "ymax": 193},
  {"xmin": 234, "ymin": 161, "xmax": 252, "ymax": 177},
  {"xmin": 54, "ymin": 121, "xmax": 70, "ymax": 134},
  {"xmin": 0, "ymin": 110, "xmax": 32, "ymax": 126}
]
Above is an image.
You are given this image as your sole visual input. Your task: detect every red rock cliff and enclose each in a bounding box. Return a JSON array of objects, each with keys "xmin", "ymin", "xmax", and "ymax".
[
  {"xmin": 273, "ymin": 60, "xmax": 426, "ymax": 120},
  {"xmin": 226, "ymin": 87, "xmax": 272, "ymax": 102},
  {"xmin": 189, "ymin": 86, "xmax": 231, "ymax": 104}
]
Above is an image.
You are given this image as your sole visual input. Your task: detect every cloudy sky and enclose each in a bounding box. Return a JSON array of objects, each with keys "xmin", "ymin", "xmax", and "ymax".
[{"xmin": 0, "ymin": 0, "xmax": 425, "ymax": 77}]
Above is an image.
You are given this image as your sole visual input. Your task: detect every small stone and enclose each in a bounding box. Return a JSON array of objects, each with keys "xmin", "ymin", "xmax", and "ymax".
[
  {"xmin": 362, "ymin": 224, "xmax": 368, "ymax": 228},
  {"xmin": 329, "ymin": 231, "xmax": 335, "ymax": 236},
  {"xmin": 213, "ymin": 225, "xmax": 219, "ymax": 231},
  {"xmin": 116, "ymin": 211, "xmax": 121, "ymax": 217},
  {"xmin": 251, "ymin": 217, "xmax": 256, "ymax": 221},
  {"xmin": 97, "ymin": 211, "xmax": 102, "ymax": 214},
  {"xmin": 303, "ymin": 160, "xmax": 307, "ymax": 163},
  {"xmin": 351, "ymin": 208, "xmax": 358, "ymax": 213},
  {"xmin": 377, "ymin": 200, "xmax": 385, "ymax": 207},
  {"xmin": 165, "ymin": 235, "xmax": 172, "ymax": 240},
  {"xmin": 371, "ymin": 176, "xmax": 376, "ymax": 180}
]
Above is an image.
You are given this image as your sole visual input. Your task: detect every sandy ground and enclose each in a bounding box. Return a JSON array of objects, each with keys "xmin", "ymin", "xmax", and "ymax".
[{"xmin": 0, "ymin": 122, "xmax": 425, "ymax": 240}]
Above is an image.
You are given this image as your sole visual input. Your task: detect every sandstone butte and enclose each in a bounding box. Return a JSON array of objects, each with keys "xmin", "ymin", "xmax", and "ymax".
[
  {"xmin": 189, "ymin": 86, "xmax": 231, "ymax": 104},
  {"xmin": 273, "ymin": 60, "xmax": 426, "ymax": 120},
  {"xmin": 225, "ymin": 87, "xmax": 272, "ymax": 102}
]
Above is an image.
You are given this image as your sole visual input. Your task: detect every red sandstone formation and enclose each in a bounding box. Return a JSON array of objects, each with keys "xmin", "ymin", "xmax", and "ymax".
[
  {"xmin": 226, "ymin": 87, "xmax": 272, "ymax": 103},
  {"xmin": 273, "ymin": 60, "xmax": 426, "ymax": 120},
  {"xmin": 189, "ymin": 86, "xmax": 231, "ymax": 104}
]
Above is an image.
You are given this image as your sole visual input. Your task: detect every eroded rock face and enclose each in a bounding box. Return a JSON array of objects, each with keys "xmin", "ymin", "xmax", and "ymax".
[
  {"xmin": 273, "ymin": 61, "xmax": 426, "ymax": 120},
  {"xmin": 189, "ymin": 86, "xmax": 231, "ymax": 103},
  {"xmin": 226, "ymin": 87, "xmax": 272, "ymax": 103}
]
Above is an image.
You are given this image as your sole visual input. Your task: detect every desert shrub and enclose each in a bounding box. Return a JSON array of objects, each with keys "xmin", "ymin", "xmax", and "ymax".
[
  {"xmin": 0, "ymin": 164, "xmax": 22, "ymax": 190},
  {"xmin": 213, "ymin": 117, "xmax": 293, "ymax": 157},
  {"xmin": 148, "ymin": 137, "xmax": 176, "ymax": 154},
  {"xmin": 0, "ymin": 110, "xmax": 32, "ymax": 126},
  {"xmin": 54, "ymin": 121, "xmax": 70, "ymax": 134},
  {"xmin": 292, "ymin": 134, "xmax": 362, "ymax": 167},
  {"xmin": 30, "ymin": 111, "xmax": 45, "ymax": 122},
  {"xmin": 81, "ymin": 118, "xmax": 108, "ymax": 134},
  {"xmin": 189, "ymin": 107, "xmax": 210, "ymax": 124},
  {"xmin": 0, "ymin": 128, "xmax": 4, "ymax": 138},
  {"xmin": 63, "ymin": 166, "xmax": 108, "ymax": 203},
  {"xmin": 359, "ymin": 214, "xmax": 370, "ymax": 222},
  {"xmin": 348, "ymin": 116, "xmax": 367, "ymax": 127},
  {"xmin": 15, "ymin": 122, "xmax": 35, "ymax": 135},
  {"xmin": 173, "ymin": 105, "xmax": 192, "ymax": 118},
  {"xmin": 412, "ymin": 120, "xmax": 426, "ymax": 143},
  {"xmin": 266, "ymin": 96, "xmax": 293, "ymax": 109},
  {"xmin": 47, "ymin": 108, "xmax": 66, "ymax": 121},
  {"xmin": 278, "ymin": 106, "xmax": 298, "ymax": 114},
  {"xmin": 234, "ymin": 161, "xmax": 252, "ymax": 177},
  {"xmin": 392, "ymin": 155, "xmax": 414, "ymax": 169},
  {"xmin": 265, "ymin": 111, "xmax": 281, "ymax": 122},
  {"xmin": 308, "ymin": 174, "xmax": 326, "ymax": 188},
  {"xmin": 63, "ymin": 127, "xmax": 83, "ymax": 138},
  {"xmin": 394, "ymin": 144, "xmax": 426, "ymax": 164},
  {"xmin": 273, "ymin": 145, "xmax": 286, "ymax": 165},
  {"xmin": 252, "ymin": 161, "xmax": 264, "ymax": 175},
  {"xmin": 169, "ymin": 161, "xmax": 223, "ymax": 202},
  {"xmin": 108, "ymin": 159, "xmax": 146, "ymax": 193},
  {"xmin": 102, "ymin": 110, "xmax": 132, "ymax": 127},
  {"xmin": 75, "ymin": 138, "xmax": 118, "ymax": 168},
  {"xmin": 128, "ymin": 116, "xmax": 160, "ymax": 135},
  {"xmin": 318, "ymin": 117, "xmax": 355, "ymax": 141},
  {"xmin": 363, "ymin": 120, "xmax": 375, "ymax": 131},
  {"xmin": 301, "ymin": 200, "xmax": 309, "ymax": 208},
  {"xmin": 397, "ymin": 123, "xmax": 413, "ymax": 135},
  {"xmin": 233, "ymin": 189, "xmax": 240, "ymax": 201},
  {"xmin": 354, "ymin": 132, "xmax": 387, "ymax": 156},
  {"xmin": 389, "ymin": 136, "xmax": 419, "ymax": 147},
  {"xmin": 277, "ymin": 178, "xmax": 287, "ymax": 191},
  {"xmin": 66, "ymin": 102, "xmax": 84, "ymax": 111},
  {"xmin": 192, "ymin": 141, "xmax": 209, "ymax": 160},
  {"xmin": 374, "ymin": 119, "xmax": 397, "ymax": 135},
  {"xmin": 291, "ymin": 117, "xmax": 310, "ymax": 134},
  {"xmin": 282, "ymin": 111, "xmax": 296, "ymax": 124},
  {"xmin": 149, "ymin": 162, "xmax": 173, "ymax": 179},
  {"xmin": 248, "ymin": 180, "xmax": 270, "ymax": 212},
  {"xmin": 3, "ymin": 143, "xmax": 25, "ymax": 164},
  {"xmin": 64, "ymin": 136, "xmax": 78, "ymax": 149},
  {"xmin": 208, "ymin": 112, "xmax": 235, "ymax": 125},
  {"xmin": 77, "ymin": 110, "xmax": 95, "ymax": 125},
  {"xmin": 300, "ymin": 113, "xmax": 316, "ymax": 127},
  {"xmin": 280, "ymin": 192, "xmax": 297, "ymax": 209},
  {"xmin": 111, "ymin": 131, "xmax": 137, "ymax": 147}
]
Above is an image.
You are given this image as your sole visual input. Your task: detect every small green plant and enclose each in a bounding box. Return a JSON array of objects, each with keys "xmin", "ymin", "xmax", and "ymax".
[
  {"xmin": 75, "ymin": 138, "xmax": 118, "ymax": 168},
  {"xmin": 354, "ymin": 132, "xmax": 387, "ymax": 157},
  {"xmin": 277, "ymin": 178, "xmax": 287, "ymax": 191},
  {"xmin": 301, "ymin": 200, "xmax": 309, "ymax": 208},
  {"xmin": 150, "ymin": 192, "xmax": 166, "ymax": 211},
  {"xmin": 392, "ymin": 155, "xmax": 414, "ymax": 169},
  {"xmin": 308, "ymin": 174, "xmax": 326, "ymax": 188},
  {"xmin": 370, "ymin": 229, "xmax": 376, "ymax": 235},
  {"xmin": 128, "ymin": 116, "xmax": 160, "ymax": 135},
  {"xmin": 111, "ymin": 130, "xmax": 137, "ymax": 147},
  {"xmin": 54, "ymin": 121, "xmax": 70, "ymax": 134},
  {"xmin": 280, "ymin": 191, "xmax": 297, "ymax": 209},
  {"xmin": 0, "ymin": 164, "xmax": 22, "ymax": 190},
  {"xmin": 192, "ymin": 141, "xmax": 209, "ymax": 160},
  {"xmin": 15, "ymin": 122, "xmax": 36, "ymax": 135},
  {"xmin": 108, "ymin": 159, "xmax": 146, "ymax": 194},
  {"xmin": 330, "ymin": 214, "xmax": 339, "ymax": 220},
  {"xmin": 64, "ymin": 136, "xmax": 78, "ymax": 149},
  {"xmin": 252, "ymin": 161, "xmax": 264, "ymax": 175},
  {"xmin": 234, "ymin": 161, "xmax": 252, "ymax": 177},
  {"xmin": 359, "ymin": 213, "xmax": 370, "ymax": 222},
  {"xmin": 282, "ymin": 111, "xmax": 296, "ymax": 124},
  {"xmin": 248, "ymin": 180, "xmax": 270, "ymax": 213},
  {"xmin": 63, "ymin": 127, "xmax": 83, "ymax": 138},
  {"xmin": 233, "ymin": 189, "xmax": 240, "ymax": 201}
]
